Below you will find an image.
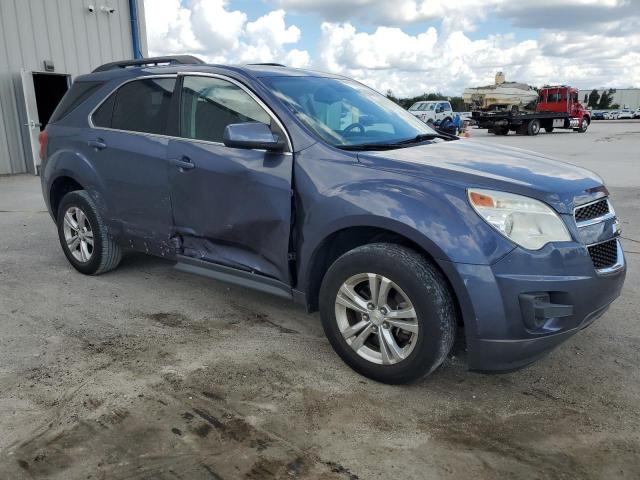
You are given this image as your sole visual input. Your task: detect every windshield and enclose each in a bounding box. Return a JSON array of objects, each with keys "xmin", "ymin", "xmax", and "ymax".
[{"xmin": 261, "ymin": 76, "xmax": 438, "ymax": 148}]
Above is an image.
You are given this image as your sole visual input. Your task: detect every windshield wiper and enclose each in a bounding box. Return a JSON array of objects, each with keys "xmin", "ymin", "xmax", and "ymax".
[
  {"xmin": 337, "ymin": 143, "xmax": 407, "ymax": 151},
  {"xmin": 391, "ymin": 133, "xmax": 453, "ymax": 144},
  {"xmin": 337, "ymin": 133, "xmax": 453, "ymax": 151}
]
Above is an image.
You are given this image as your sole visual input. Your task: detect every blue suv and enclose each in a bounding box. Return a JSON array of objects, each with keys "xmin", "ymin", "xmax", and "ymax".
[{"xmin": 40, "ymin": 56, "xmax": 626, "ymax": 383}]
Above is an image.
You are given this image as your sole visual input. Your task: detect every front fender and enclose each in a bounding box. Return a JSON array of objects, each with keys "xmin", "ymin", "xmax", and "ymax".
[{"xmin": 296, "ymin": 173, "xmax": 515, "ymax": 290}]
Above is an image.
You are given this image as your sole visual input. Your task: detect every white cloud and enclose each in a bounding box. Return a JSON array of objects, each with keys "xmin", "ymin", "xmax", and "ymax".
[
  {"xmin": 144, "ymin": 0, "xmax": 640, "ymax": 97},
  {"xmin": 190, "ymin": 0, "xmax": 247, "ymax": 52},
  {"xmin": 145, "ymin": 0, "xmax": 201, "ymax": 53},
  {"xmin": 144, "ymin": 0, "xmax": 309, "ymax": 66},
  {"xmin": 307, "ymin": 0, "xmax": 640, "ymax": 95},
  {"xmin": 246, "ymin": 10, "xmax": 301, "ymax": 48},
  {"xmin": 285, "ymin": 49, "xmax": 311, "ymax": 68},
  {"xmin": 271, "ymin": 0, "xmax": 494, "ymax": 27},
  {"xmin": 317, "ymin": 23, "xmax": 544, "ymax": 96}
]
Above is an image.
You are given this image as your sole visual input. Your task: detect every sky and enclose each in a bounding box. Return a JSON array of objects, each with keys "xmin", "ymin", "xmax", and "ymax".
[{"xmin": 143, "ymin": 0, "xmax": 640, "ymax": 97}]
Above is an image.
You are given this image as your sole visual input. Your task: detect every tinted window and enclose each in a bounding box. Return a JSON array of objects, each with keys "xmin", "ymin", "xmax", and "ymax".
[
  {"xmin": 92, "ymin": 93, "xmax": 115, "ymax": 128},
  {"xmin": 180, "ymin": 76, "xmax": 271, "ymax": 143},
  {"xmin": 547, "ymin": 92, "xmax": 561, "ymax": 103},
  {"xmin": 110, "ymin": 78, "xmax": 175, "ymax": 134},
  {"xmin": 50, "ymin": 80, "xmax": 103, "ymax": 123}
]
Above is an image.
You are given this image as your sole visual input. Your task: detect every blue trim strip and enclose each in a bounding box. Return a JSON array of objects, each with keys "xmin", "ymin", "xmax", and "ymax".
[{"xmin": 129, "ymin": 0, "xmax": 143, "ymax": 59}]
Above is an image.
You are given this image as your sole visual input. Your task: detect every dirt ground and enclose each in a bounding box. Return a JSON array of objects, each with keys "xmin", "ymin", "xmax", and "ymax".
[{"xmin": 1, "ymin": 120, "xmax": 639, "ymax": 480}]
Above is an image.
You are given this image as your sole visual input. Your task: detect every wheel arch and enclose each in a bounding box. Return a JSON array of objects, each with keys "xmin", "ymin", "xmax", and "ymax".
[
  {"xmin": 302, "ymin": 223, "xmax": 462, "ymax": 327},
  {"xmin": 49, "ymin": 176, "xmax": 84, "ymax": 219},
  {"xmin": 42, "ymin": 148, "xmax": 108, "ymax": 221}
]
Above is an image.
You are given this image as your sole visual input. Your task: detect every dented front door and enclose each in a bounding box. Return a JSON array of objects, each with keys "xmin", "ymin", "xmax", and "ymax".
[
  {"xmin": 167, "ymin": 138, "xmax": 293, "ymax": 283},
  {"xmin": 168, "ymin": 74, "xmax": 294, "ymax": 283}
]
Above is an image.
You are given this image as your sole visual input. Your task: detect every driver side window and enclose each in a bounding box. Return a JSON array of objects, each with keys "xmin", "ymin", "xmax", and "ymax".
[{"xmin": 179, "ymin": 76, "xmax": 271, "ymax": 143}]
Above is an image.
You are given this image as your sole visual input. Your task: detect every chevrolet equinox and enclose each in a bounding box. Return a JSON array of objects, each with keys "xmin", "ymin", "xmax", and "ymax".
[{"xmin": 40, "ymin": 56, "xmax": 626, "ymax": 383}]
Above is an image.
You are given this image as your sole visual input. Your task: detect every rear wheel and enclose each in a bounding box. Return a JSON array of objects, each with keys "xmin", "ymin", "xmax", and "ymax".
[
  {"xmin": 493, "ymin": 126, "xmax": 509, "ymax": 135},
  {"xmin": 527, "ymin": 119, "xmax": 540, "ymax": 135},
  {"xmin": 57, "ymin": 190, "xmax": 122, "ymax": 275},
  {"xmin": 319, "ymin": 243, "xmax": 456, "ymax": 384}
]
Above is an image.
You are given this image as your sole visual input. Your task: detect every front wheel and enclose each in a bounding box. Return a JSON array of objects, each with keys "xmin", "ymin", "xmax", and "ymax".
[
  {"xmin": 319, "ymin": 243, "xmax": 456, "ymax": 384},
  {"xmin": 578, "ymin": 116, "xmax": 589, "ymax": 133},
  {"xmin": 527, "ymin": 119, "xmax": 540, "ymax": 135},
  {"xmin": 544, "ymin": 126, "xmax": 554, "ymax": 133}
]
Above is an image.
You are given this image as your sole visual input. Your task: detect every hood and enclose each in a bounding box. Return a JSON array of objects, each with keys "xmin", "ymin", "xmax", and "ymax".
[{"xmin": 356, "ymin": 139, "xmax": 605, "ymax": 214}]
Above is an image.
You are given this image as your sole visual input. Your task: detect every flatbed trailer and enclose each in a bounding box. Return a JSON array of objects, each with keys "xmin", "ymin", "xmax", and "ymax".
[
  {"xmin": 470, "ymin": 85, "xmax": 590, "ymax": 136},
  {"xmin": 472, "ymin": 110, "xmax": 585, "ymax": 136}
]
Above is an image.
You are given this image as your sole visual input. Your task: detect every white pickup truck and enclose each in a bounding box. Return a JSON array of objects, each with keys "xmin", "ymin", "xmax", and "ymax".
[{"xmin": 408, "ymin": 100, "xmax": 453, "ymax": 123}]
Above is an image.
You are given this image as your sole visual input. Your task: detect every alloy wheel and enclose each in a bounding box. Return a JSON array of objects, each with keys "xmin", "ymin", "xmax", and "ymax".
[
  {"xmin": 62, "ymin": 206, "xmax": 94, "ymax": 263},
  {"xmin": 334, "ymin": 273, "xmax": 419, "ymax": 365}
]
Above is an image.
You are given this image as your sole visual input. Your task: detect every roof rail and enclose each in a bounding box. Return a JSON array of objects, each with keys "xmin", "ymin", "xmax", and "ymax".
[
  {"xmin": 92, "ymin": 55, "xmax": 204, "ymax": 73},
  {"xmin": 246, "ymin": 63, "xmax": 287, "ymax": 67}
]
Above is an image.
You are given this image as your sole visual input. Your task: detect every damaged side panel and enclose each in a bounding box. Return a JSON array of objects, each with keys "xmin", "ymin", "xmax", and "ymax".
[
  {"xmin": 77, "ymin": 127, "xmax": 176, "ymax": 257},
  {"xmin": 167, "ymin": 138, "xmax": 293, "ymax": 284}
]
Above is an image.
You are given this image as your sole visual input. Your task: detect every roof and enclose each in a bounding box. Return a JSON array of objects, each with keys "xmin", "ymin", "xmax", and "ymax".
[{"xmin": 79, "ymin": 56, "xmax": 344, "ymax": 83}]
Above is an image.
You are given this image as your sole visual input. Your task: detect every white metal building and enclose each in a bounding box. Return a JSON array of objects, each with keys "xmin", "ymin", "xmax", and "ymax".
[
  {"xmin": 579, "ymin": 88, "xmax": 640, "ymax": 111},
  {"xmin": 0, "ymin": 0, "xmax": 148, "ymax": 175}
]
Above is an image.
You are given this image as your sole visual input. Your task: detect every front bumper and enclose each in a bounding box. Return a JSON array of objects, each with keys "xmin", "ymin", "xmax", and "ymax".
[{"xmin": 438, "ymin": 240, "xmax": 626, "ymax": 372}]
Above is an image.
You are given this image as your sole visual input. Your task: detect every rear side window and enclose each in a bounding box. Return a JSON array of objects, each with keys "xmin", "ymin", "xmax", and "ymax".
[
  {"xmin": 92, "ymin": 94, "xmax": 115, "ymax": 128},
  {"xmin": 93, "ymin": 78, "xmax": 176, "ymax": 134},
  {"xmin": 49, "ymin": 80, "xmax": 103, "ymax": 123}
]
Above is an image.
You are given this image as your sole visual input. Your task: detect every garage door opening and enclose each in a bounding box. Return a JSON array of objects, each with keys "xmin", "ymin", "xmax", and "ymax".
[{"xmin": 21, "ymin": 70, "xmax": 71, "ymax": 174}]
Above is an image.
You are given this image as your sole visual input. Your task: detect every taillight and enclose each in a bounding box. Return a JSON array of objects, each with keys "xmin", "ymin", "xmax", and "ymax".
[{"xmin": 38, "ymin": 130, "xmax": 48, "ymax": 160}]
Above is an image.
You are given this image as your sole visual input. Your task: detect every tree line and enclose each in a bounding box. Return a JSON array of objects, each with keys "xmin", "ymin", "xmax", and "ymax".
[{"xmin": 584, "ymin": 89, "xmax": 619, "ymax": 110}]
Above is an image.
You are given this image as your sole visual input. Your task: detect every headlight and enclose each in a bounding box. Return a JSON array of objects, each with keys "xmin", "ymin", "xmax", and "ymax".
[{"xmin": 468, "ymin": 188, "xmax": 571, "ymax": 250}]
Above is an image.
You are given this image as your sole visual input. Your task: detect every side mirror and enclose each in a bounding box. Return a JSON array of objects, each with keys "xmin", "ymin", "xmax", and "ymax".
[
  {"xmin": 223, "ymin": 122, "xmax": 285, "ymax": 152},
  {"xmin": 436, "ymin": 106, "xmax": 443, "ymax": 113}
]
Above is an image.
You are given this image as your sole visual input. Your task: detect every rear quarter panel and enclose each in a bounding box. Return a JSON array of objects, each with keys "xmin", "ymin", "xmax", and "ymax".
[{"xmin": 41, "ymin": 124, "xmax": 109, "ymax": 220}]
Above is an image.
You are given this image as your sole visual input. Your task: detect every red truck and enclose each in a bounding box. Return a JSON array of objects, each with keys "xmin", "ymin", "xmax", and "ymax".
[{"xmin": 473, "ymin": 86, "xmax": 591, "ymax": 136}]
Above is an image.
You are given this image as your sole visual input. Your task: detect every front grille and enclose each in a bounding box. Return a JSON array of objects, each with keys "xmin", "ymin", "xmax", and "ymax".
[
  {"xmin": 575, "ymin": 198, "xmax": 610, "ymax": 223},
  {"xmin": 588, "ymin": 239, "xmax": 618, "ymax": 269}
]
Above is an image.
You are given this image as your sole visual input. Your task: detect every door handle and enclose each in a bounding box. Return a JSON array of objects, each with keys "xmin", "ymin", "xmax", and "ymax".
[
  {"xmin": 170, "ymin": 156, "xmax": 195, "ymax": 171},
  {"xmin": 88, "ymin": 139, "xmax": 107, "ymax": 150}
]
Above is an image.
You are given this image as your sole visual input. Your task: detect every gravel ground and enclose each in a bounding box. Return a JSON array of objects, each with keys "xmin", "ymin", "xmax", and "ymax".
[{"xmin": 0, "ymin": 120, "xmax": 638, "ymax": 479}]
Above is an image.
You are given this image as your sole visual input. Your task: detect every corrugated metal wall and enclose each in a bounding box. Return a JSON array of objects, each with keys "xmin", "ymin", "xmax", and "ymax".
[
  {"xmin": 579, "ymin": 89, "xmax": 640, "ymax": 110},
  {"xmin": 0, "ymin": 0, "xmax": 148, "ymax": 175}
]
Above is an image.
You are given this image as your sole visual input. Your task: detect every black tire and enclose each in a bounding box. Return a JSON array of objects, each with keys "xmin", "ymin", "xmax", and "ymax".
[
  {"xmin": 319, "ymin": 243, "xmax": 456, "ymax": 384},
  {"xmin": 544, "ymin": 126, "xmax": 554, "ymax": 133},
  {"xmin": 527, "ymin": 119, "xmax": 540, "ymax": 135},
  {"xmin": 56, "ymin": 190, "xmax": 122, "ymax": 275},
  {"xmin": 494, "ymin": 126, "xmax": 509, "ymax": 135},
  {"xmin": 578, "ymin": 116, "xmax": 589, "ymax": 133}
]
